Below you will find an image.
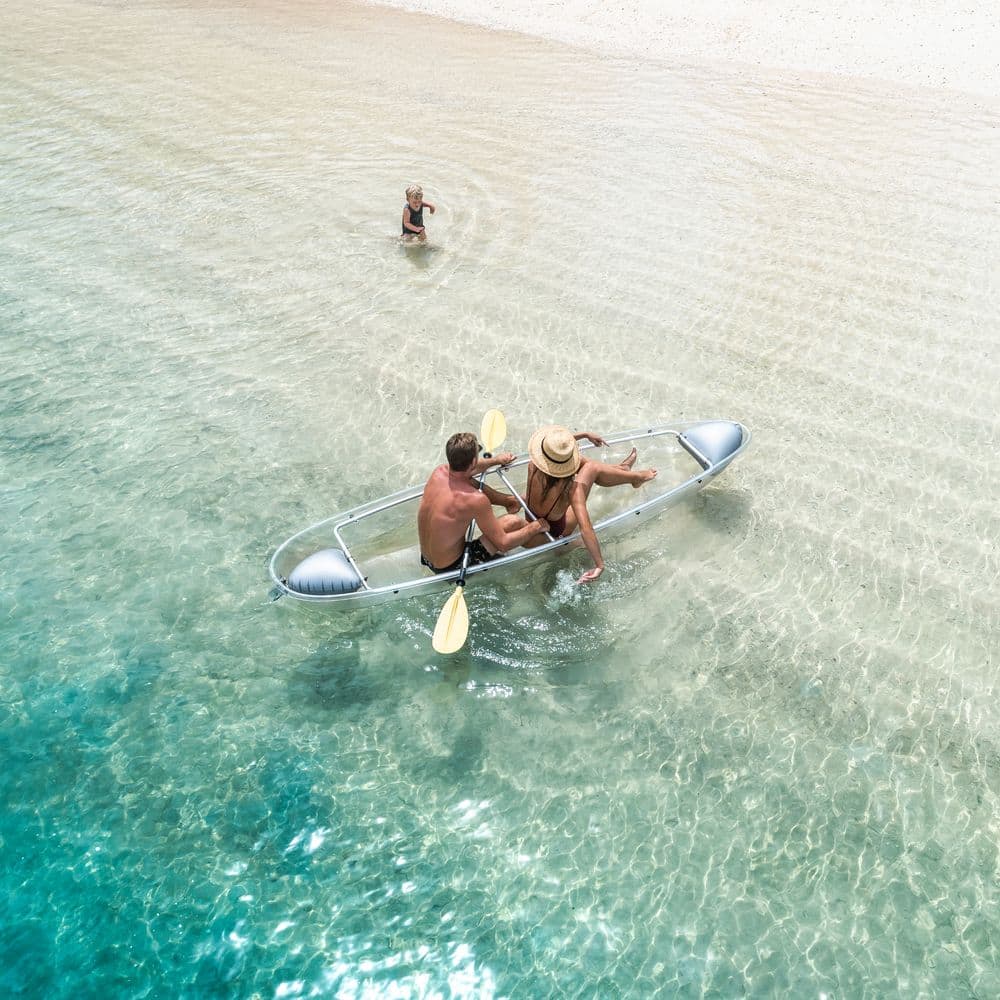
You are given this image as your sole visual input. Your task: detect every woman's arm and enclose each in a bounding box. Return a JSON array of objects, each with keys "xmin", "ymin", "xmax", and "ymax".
[
  {"xmin": 569, "ymin": 483, "xmax": 604, "ymax": 583},
  {"xmin": 574, "ymin": 431, "xmax": 608, "ymax": 447}
]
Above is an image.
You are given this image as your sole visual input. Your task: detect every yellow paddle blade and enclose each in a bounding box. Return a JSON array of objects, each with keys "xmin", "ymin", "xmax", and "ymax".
[
  {"xmin": 432, "ymin": 585, "xmax": 469, "ymax": 654},
  {"xmin": 480, "ymin": 409, "xmax": 507, "ymax": 455}
]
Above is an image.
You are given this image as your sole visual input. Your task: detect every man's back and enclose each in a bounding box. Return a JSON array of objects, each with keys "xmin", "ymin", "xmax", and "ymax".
[{"xmin": 418, "ymin": 464, "xmax": 480, "ymax": 569}]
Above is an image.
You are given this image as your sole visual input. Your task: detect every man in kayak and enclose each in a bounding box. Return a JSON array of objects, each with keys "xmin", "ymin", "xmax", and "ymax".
[{"xmin": 418, "ymin": 432, "xmax": 550, "ymax": 574}]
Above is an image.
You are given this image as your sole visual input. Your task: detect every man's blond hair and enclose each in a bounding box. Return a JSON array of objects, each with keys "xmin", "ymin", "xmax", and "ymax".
[{"xmin": 405, "ymin": 184, "xmax": 423, "ymax": 200}]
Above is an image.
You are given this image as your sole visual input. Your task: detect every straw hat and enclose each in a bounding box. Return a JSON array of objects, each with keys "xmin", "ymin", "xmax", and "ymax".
[{"xmin": 528, "ymin": 426, "xmax": 581, "ymax": 478}]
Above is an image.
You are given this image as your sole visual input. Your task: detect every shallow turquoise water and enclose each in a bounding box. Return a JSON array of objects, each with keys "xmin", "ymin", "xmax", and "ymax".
[{"xmin": 3, "ymin": 0, "xmax": 1000, "ymax": 996}]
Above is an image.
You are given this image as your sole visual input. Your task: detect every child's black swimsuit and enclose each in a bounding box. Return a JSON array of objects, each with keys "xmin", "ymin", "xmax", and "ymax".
[{"xmin": 403, "ymin": 204, "xmax": 424, "ymax": 235}]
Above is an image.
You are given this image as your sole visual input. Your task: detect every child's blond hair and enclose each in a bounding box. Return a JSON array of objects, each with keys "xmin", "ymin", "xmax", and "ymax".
[{"xmin": 405, "ymin": 184, "xmax": 423, "ymax": 201}]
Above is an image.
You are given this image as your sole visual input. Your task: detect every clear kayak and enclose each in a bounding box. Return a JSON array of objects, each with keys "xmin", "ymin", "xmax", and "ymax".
[{"xmin": 268, "ymin": 420, "xmax": 750, "ymax": 608}]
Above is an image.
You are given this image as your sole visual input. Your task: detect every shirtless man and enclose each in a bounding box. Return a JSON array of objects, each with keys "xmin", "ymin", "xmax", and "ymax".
[{"xmin": 418, "ymin": 431, "xmax": 550, "ymax": 574}]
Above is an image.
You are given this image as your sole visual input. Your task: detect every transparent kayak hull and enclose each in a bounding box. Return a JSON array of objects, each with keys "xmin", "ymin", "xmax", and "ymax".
[{"xmin": 268, "ymin": 420, "xmax": 750, "ymax": 608}]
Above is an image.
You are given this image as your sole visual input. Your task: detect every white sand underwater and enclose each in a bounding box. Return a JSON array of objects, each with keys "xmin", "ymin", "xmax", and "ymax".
[{"xmin": 370, "ymin": 0, "xmax": 1000, "ymax": 97}]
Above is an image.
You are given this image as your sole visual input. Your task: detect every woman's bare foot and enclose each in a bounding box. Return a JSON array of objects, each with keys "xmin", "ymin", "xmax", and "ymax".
[
  {"xmin": 619, "ymin": 447, "xmax": 637, "ymax": 471},
  {"xmin": 632, "ymin": 467, "xmax": 657, "ymax": 488}
]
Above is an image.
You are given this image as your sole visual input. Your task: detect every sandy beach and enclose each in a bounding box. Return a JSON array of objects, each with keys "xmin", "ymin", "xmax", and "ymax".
[{"xmin": 369, "ymin": 0, "xmax": 1000, "ymax": 97}]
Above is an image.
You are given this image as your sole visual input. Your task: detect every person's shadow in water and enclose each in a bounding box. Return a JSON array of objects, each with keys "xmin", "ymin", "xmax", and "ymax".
[
  {"xmin": 286, "ymin": 633, "xmax": 488, "ymax": 788},
  {"xmin": 398, "ymin": 237, "xmax": 439, "ymax": 271}
]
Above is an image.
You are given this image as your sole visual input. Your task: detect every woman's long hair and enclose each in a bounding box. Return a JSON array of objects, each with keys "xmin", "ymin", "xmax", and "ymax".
[{"xmin": 531, "ymin": 465, "xmax": 573, "ymax": 515}]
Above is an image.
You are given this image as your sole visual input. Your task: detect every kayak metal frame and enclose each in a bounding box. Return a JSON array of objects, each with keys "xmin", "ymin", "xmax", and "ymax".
[{"xmin": 268, "ymin": 420, "xmax": 750, "ymax": 608}]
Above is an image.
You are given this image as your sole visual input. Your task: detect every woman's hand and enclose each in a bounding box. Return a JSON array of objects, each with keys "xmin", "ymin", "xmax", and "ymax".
[
  {"xmin": 504, "ymin": 495, "xmax": 522, "ymax": 515},
  {"xmin": 577, "ymin": 565, "xmax": 603, "ymax": 584},
  {"xmin": 579, "ymin": 431, "xmax": 608, "ymax": 447}
]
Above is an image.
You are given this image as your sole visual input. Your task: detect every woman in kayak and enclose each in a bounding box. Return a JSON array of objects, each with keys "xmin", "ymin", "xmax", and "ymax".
[{"xmin": 521, "ymin": 425, "xmax": 656, "ymax": 583}]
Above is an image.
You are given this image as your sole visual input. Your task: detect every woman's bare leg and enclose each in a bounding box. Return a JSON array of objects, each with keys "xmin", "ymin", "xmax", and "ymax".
[{"xmin": 592, "ymin": 460, "xmax": 657, "ymax": 489}]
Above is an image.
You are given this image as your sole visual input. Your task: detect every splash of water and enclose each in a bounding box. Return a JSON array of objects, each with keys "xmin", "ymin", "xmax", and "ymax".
[{"xmin": 544, "ymin": 568, "xmax": 587, "ymax": 611}]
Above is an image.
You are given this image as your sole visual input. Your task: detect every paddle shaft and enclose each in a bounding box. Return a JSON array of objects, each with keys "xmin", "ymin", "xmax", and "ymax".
[
  {"xmin": 494, "ymin": 467, "xmax": 556, "ymax": 543},
  {"xmin": 455, "ymin": 451, "xmax": 494, "ymax": 587},
  {"xmin": 431, "ymin": 410, "xmax": 508, "ymax": 654}
]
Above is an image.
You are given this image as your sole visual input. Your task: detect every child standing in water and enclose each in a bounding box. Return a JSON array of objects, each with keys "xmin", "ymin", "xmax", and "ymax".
[{"xmin": 401, "ymin": 184, "xmax": 435, "ymax": 240}]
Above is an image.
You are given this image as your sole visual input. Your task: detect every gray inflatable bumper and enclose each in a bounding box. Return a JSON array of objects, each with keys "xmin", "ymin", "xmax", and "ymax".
[
  {"xmin": 287, "ymin": 548, "xmax": 363, "ymax": 595},
  {"xmin": 679, "ymin": 421, "xmax": 744, "ymax": 469}
]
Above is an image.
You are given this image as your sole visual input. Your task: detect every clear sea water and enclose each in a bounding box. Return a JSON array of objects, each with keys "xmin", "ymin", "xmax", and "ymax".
[{"xmin": 2, "ymin": 0, "xmax": 999, "ymax": 996}]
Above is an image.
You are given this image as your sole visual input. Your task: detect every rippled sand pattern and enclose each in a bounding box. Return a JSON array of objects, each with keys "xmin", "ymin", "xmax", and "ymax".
[{"xmin": 2, "ymin": 0, "xmax": 1000, "ymax": 995}]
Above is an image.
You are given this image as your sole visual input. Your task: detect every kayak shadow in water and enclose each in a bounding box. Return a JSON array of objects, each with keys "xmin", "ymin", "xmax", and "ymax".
[
  {"xmin": 689, "ymin": 484, "xmax": 753, "ymax": 536},
  {"xmin": 286, "ymin": 638, "xmax": 384, "ymax": 716}
]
